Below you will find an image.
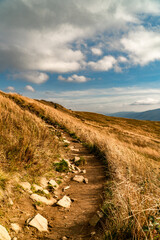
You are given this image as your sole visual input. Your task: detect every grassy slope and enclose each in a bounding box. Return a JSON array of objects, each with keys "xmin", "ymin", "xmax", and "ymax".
[{"xmin": 1, "ymin": 92, "xmax": 160, "ymax": 239}]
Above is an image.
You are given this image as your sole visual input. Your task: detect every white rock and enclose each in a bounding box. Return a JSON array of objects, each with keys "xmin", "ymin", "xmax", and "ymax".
[
  {"xmin": 81, "ymin": 169, "xmax": 86, "ymax": 174},
  {"xmin": 73, "ymin": 175, "xmax": 85, "ymax": 183},
  {"xmin": 0, "ymin": 225, "xmax": 11, "ymax": 240},
  {"xmin": 48, "ymin": 180, "xmax": 59, "ymax": 189},
  {"xmin": 40, "ymin": 177, "xmax": 48, "ymax": 189},
  {"xmin": 32, "ymin": 184, "xmax": 43, "ymax": 192},
  {"xmin": 63, "ymin": 186, "xmax": 70, "ymax": 191},
  {"xmin": 19, "ymin": 182, "xmax": 31, "ymax": 192},
  {"xmin": 30, "ymin": 194, "xmax": 57, "ymax": 205},
  {"xmin": 63, "ymin": 140, "xmax": 70, "ymax": 144},
  {"xmin": 62, "ymin": 237, "xmax": 67, "ymax": 240},
  {"xmin": 57, "ymin": 195, "xmax": 71, "ymax": 208},
  {"xmin": 74, "ymin": 156, "xmax": 80, "ymax": 162},
  {"xmin": 73, "ymin": 149, "xmax": 79, "ymax": 152},
  {"xmin": 43, "ymin": 189, "xmax": 49, "ymax": 195},
  {"xmin": 84, "ymin": 178, "xmax": 89, "ymax": 184},
  {"xmin": 28, "ymin": 214, "xmax": 48, "ymax": 232},
  {"xmin": 11, "ymin": 223, "xmax": 21, "ymax": 233}
]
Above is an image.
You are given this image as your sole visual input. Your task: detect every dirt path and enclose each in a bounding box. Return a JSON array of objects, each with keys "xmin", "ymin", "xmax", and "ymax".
[
  {"xmin": 43, "ymin": 131, "xmax": 106, "ymax": 239},
  {"xmin": 3, "ymin": 129, "xmax": 106, "ymax": 240}
]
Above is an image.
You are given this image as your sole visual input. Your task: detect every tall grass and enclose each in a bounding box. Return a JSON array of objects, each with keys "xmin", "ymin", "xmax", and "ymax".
[
  {"xmin": 0, "ymin": 94, "xmax": 59, "ymax": 176},
  {"xmin": 2, "ymin": 92, "xmax": 160, "ymax": 239}
]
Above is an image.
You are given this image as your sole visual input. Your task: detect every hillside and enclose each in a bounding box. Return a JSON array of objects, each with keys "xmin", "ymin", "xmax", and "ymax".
[
  {"xmin": 0, "ymin": 92, "xmax": 159, "ymax": 239},
  {"xmin": 107, "ymin": 108, "xmax": 160, "ymax": 121}
]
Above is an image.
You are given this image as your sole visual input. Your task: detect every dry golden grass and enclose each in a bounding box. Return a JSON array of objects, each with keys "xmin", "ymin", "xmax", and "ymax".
[
  {"xmin": 1, "ymin": 92, "xmax": 160, "ymax": 239},
  {"xmin": 0, "ymin": 93, "xmax": 60, "ymax": 177}
]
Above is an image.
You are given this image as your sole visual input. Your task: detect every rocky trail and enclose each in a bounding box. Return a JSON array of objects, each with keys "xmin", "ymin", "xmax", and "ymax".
[{"xmin": 0, "ymin": 127, "xmax": 106, "ymax": 240}]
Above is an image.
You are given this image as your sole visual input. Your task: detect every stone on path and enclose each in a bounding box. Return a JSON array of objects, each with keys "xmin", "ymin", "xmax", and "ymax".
[
  {"xmin": 74, "ymin": 156, "xmax": 80, "ymax": 162},
  {"xmin": 48, "ymin": 180, "xmax": 59, "ymax": 189},
  {"xmin": 62, "ymin": 237, "xmax": 67, "ymax": 240},
  {"xmin": 57, "ymin": 195, "xmax": 71, "ymax": 208},
  {"xmin": 11, "ymin": 223, "xmax": 21, "ymax": 233},
  {"xmin": 19, "ymin": 182, "xmax": 31, "ymax": 192},
  {"xmin": 83, "ymin": 178, "xmax": 89, "ymax": 184},
  {"xmin": 40, "ymin": 177, "xmax": 48, "ymax": 189},
  {"xmin": 32, "ymin": 184, "xmax": 43, "ymax": 192},
  {"xmin": 89, "ymin": 211, "xmax": 104, "ymax": 227},
  {"xmin": 43, "ymin": 189, "xmax": 49, "ymax": 195},
  {"xmin": 0, "ymin": 225, "xmax": 11, "ymax": 240},
  {"xmin": 30, "ymin": 194, "xmax": 57, "ymax": 205},
  {"xmin": 73, "ymin": 175, "xmax": 85, "ymax": 183},
  {"xmin": 63, "ymin": 186, "xmax": 70, "ymax": 191},
  {"xmin": 28, "ymin": 213, "xmax": 48, "ymax": 232}
]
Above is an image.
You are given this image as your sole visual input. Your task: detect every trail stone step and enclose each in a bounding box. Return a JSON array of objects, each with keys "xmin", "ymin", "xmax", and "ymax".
[
  {"xmin": 0, "ymin": 225, "xmax": 11, "ymax": 240},
  {"xmin": 30, "ymin": 194, "xmax": 57, "ymax": 205},
  {"xmin": 40, "ymin": 177, "xmax": 48, "ymax": 189},
  {"xmin": 28, "ymin": 214, "xmax": 48, "ymax": 232},
  {"xmin": 19, "ymin": 182, "xmax": 31, "ymax": 192},
  {"xmin": 48, "ymin": 180, "xmax": 59, "ymax": 189},
  {"xmin": 57, "ymin": 195, "xmax": 71, "ymax": 208},
  {"xmin": 32, "ymin": 184, "xmax": 43, "ymax": 192},
  {"xmin": 73, "ymin": 175, "xmax": 85, "ymax": 183}
]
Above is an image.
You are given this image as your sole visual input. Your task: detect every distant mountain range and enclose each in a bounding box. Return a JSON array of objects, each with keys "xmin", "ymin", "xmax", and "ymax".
[{"xmin": 107, "ymin": 108, "xmax": 160, "ymax": 121}]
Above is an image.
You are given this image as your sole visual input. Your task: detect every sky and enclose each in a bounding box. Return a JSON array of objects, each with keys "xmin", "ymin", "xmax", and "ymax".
[{"xmin": 1, "ymin": 0, "xmax": 160, "ymax": 113}]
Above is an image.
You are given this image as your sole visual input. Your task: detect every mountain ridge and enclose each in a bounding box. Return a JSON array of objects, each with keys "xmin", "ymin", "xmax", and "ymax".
[{"xmin": 106, "ymin": 108, "xmax": 160, "ymax": 121}]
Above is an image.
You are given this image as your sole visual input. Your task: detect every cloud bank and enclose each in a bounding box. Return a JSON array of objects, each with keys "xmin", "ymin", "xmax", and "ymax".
[{"xmin": 0, "ymin": 0, "xmax": 160, "ymax": 79}]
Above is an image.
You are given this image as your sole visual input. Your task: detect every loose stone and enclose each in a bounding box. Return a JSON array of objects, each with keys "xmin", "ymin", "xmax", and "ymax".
[
  {"xmin": 28, "ymin": 213, "xmax": 48, "ymax": 232},
  {"xmin": 57, "ymin": 195, "xmax": 71, "ymax": 208}
]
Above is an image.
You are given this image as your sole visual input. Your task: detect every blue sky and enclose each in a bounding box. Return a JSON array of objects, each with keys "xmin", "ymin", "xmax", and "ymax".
[{"xmin": 1, "ymin": 0, "xmax": 160, "ymax": 113}]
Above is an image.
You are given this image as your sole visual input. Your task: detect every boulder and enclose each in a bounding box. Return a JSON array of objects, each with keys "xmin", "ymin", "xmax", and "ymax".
[
  {"xmin": 57, "ymin": 195, "xmax": 71, "ymax": 208},
  {"xmin": 73, "ymin": 175, "xmax": 84, "ymax": 183},
  {"xmin": 28, "ymin": 213, "xmax": 48, "ymax": 232},
  {"xmin": 11, "ymin": 223, "xmax": 21, "ymax": 233},
  {"xmin": 30, "ymin": 194, "xmax": 57, "ymax": 205},
  {"xmin": 0, "ymin": 225, "xmax": 11, "ymax": 240}
]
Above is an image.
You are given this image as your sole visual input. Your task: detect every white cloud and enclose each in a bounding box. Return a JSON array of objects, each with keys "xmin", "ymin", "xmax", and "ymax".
[
  {"xmin": 11, "ymin": 71, "xmax": 49, "ymax": 84},
  {"xmin": 88, "ymin": 56, "xmax": 117, "ymax": 71},
  {"xmin": 121, "ymin": 27, "xmax": 160, "ymax": 65},
  {"xmin": 6, "ymin": 86, "xmax": 15, "ymax": 92},
  {"xmin": 91, "ymin": 47, "xmax": 102, "ymax": 56},
  {"xmin": 33, "ymin": 87, "xmax": 160, "ymax": 113},
  {"xmin": 58, "ymin": 74, "xmax": 90, "ymax": 83},
  {"xmin": 131, "ymin": 98, "xmax": 160, "ymax": 105},
  {"xmin": 118, "ymin": 56, "xmax": 128, "ymax": 63},
  {"xmin": 0, "ymin": 0, "xmax": 160, "ymax": 75},
  {"xmin": 24, "ymin": 85, "xmax": 35, "ymax": 92}
]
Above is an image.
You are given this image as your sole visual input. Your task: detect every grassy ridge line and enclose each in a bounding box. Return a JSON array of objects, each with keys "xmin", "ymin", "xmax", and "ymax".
[{"xmin": 3, "ymin": 93, "xmax": 160, "ymax": 239}]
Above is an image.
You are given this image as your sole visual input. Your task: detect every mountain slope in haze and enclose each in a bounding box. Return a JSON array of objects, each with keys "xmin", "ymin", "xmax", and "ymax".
[{"xmin": 107, "ymin": 108, "xmax": 160, "ymax": 121}]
